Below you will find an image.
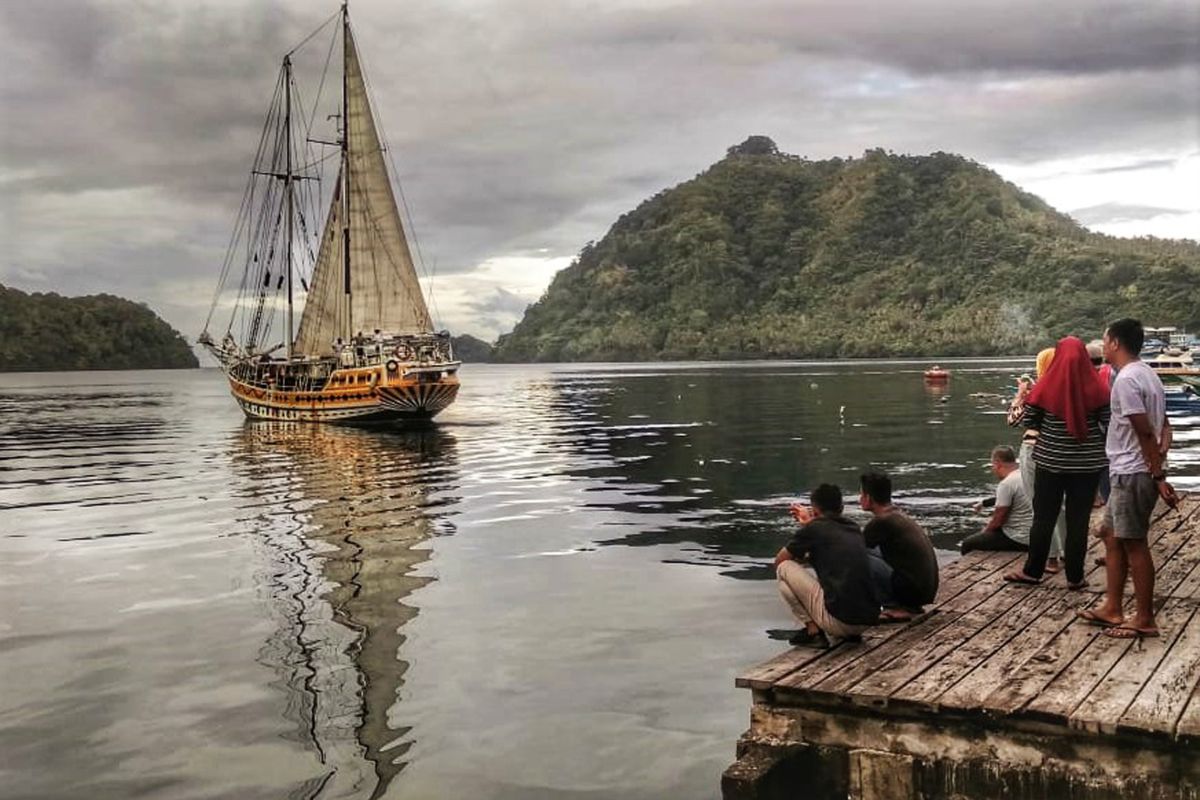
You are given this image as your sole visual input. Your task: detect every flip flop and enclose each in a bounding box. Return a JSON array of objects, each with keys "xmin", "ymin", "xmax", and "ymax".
[
  {"xmin": 1044, "ymin": 564, "xmax": 1062, "ymax": 575},
  {"xmin": 1067, "ymin": 580, "xmax": 1089, "ymax": 591},
  {"xmin": 878, "ymin": 608, "xmax": 916, "ymax": 624},
  {"xmin": 765, "ymin": 628, "xmax": 805, "ymax": 641},
  {"xmin": 1076, "ymin": 609, "xmax": 1121, "ymax": 628},
  {"xmin": 1003, "ymin": 571, "xmax": 1041, "ymax": 586},
  {"xmin": 1102, "ymin": 625, "xmax": 1160, "ymax": 640}
]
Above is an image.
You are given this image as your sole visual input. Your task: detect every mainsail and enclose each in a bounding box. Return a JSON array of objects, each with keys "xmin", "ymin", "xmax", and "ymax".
[{"xmin": 293, "ymin": 23, "xmax": 433, "ymax": 356}]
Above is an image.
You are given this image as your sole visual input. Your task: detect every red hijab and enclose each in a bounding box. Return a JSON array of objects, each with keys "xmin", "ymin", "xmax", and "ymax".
[{"xmin": 1026, "ymin": 336, "xmax": 1110, "ymax": 441}]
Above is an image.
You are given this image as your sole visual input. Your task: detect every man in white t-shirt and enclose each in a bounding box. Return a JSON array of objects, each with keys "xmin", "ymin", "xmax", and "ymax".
[
  {"xmin": 1080, "ymin": 318, "xmax": 1178, "ymax": 639},
  {"xmin": 961, "ymin": 445, "xmax": 1034, "ymax": 553}
]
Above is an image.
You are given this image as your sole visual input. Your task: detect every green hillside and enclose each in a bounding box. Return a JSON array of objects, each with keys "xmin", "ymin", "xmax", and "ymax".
[
  {"xmin": 0, "ymin": 285, "xmax": 198, "ymax": 371},
  {"xmin": 496, "ymin": 137, "xmax": 1200, "ymax": 361}
]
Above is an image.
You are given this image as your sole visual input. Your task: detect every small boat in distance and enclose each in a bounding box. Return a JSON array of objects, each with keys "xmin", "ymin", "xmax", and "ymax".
[
  {"xmin": 1146, "ymin": 348, "xmax": 1200, "ymax": 385},
  {"xmin": 924, "ymin": 365, "xmax": 950, "ymax": 381},
  {"xmin": 199, "ymin": 5, "xmax": 459, "ymax": 424}
]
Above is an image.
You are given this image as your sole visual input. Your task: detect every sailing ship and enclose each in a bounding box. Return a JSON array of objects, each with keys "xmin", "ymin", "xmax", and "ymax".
[{"xmin": 200, "ymin": 4, "xmax": 459, "ymax": 424}]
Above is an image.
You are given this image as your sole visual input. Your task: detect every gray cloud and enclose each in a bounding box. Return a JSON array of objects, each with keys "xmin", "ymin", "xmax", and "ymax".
[
  {"xmin": 1070, "ymin": 202, "xmax": 1190, "ymax": 226},
  {"xmin": 1, "ymin": 0, "xmax": 1198, "ymax": 341}
]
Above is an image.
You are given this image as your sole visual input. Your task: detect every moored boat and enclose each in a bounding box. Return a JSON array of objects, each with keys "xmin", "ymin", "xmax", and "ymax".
[
  {"xmin": 1145, "ymin": 348, "xmax": 1200, "ymax": 386},
  {"xmin": 200, "ymin": 5, "xmax": 459, "ymax": 424},
  {"xmin": 923, "ymin": 365, "xmax": 950, "ymax": 381}
]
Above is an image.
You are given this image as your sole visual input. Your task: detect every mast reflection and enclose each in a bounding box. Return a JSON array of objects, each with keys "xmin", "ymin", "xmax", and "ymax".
[{"xmin": 231, "ymin": 422, "xmax": 457, "ymax": 799}]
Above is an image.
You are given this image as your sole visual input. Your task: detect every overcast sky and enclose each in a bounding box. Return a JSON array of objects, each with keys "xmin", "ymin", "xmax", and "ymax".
[{"xmin": 2, "ymin": 0, "xmax": 1198, "ymax": 347}]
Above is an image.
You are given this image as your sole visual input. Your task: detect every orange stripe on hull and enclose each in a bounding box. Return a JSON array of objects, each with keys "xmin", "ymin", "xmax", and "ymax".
[{"xmin": 225, "ymin": 374, "xmax": 459, "ymax": 423}]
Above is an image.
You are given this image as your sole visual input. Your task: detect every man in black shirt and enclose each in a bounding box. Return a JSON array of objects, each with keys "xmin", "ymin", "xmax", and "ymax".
[
  {"xmin": 859, "ymin": 472, "xmax": 940, "ymax": 622},
  {"xmin": 775, "ymin": 484, "xmax": 881, "ymax": 647}
]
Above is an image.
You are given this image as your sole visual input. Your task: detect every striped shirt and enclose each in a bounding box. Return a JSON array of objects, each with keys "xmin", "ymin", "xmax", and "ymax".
[{"xmin": 1022, "ymin": 402, "xmax": 1110, "ymax": 473}]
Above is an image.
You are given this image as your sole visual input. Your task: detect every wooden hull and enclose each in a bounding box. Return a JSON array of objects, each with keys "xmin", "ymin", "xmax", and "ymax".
[{"xmin": 224, "ymin": 369, "xmax": 459, "ymax": 425}]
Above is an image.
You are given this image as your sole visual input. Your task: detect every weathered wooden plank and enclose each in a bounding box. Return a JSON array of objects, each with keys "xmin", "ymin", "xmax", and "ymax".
[
  {"xmin": 1022, "ymin": 537, "xmax": 1200, "ymax": 727},
  {"xmin": 1119, "ymin": 604, "xmax": 1200, "ymax": 735},
  {"xmin": 933, "ymin": 550, "xmax": 1023, "ymax": 605},
  {"xmin": 1023, "ymin": 595, "xmax": 1146, "ymax": 724},
  {"xmin": 1013, "ymin": 514, "xmax": 1200, "ymax": 724},
  {"xmin": 848, "ymin": 584, "xmax": 1054, "ymax": 703},
  {"xmin": 893, "ymin": 588, "xmax": 1069, "ymax": 710},
  {"xmin": 1068, "ymin": 599, "xmax": 1196, "ymax": 735},
  {"xmin": 737, "ymin": 645, "xmax": 840, "ymax": 690},
  {"xmin": 974, "ymin": 597, "xmax": 1106, "ymax": 717},
  {"xmin": 774, "ymin": 610, "xmax": 960, "ymax": 695},
  {"xmin": 1173, "ymin": 647, "xmax": 1200, "ymax": 739}
]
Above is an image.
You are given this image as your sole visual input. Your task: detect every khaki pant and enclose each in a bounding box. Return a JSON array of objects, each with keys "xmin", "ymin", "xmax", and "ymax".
[{"xmin": 777, "ymin": 560, "xmax": 870, "ymax": 639}]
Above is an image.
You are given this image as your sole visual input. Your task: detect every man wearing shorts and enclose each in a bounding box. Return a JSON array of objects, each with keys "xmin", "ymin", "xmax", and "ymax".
[{"xmin": 1080, "ymin": 319, "xmax": 1178, "ymax": 639}]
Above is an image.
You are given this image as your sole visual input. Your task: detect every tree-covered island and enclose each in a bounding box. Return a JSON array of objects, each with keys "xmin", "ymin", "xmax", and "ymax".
[{"xmin": 496, "ymin": 137, "xmax": 1200, "ymax": 362}]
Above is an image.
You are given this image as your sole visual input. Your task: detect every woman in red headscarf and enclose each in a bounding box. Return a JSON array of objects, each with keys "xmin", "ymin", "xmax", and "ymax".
[{"xmin": 1004, "ymin": 336, "xmax": 1111, "ymax": 588}]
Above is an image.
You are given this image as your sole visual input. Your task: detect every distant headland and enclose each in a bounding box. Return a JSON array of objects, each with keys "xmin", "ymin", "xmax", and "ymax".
[{"xmin": 0, "ymin": 284, "xmax": 198, "ymax": 372}]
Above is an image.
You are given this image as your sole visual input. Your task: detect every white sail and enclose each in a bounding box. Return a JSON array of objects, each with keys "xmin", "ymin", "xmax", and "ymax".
[
  {"xmin": 294, "ymin": 169, "xmax": 346, "ymax": 356},
  {"xmin": 344, "ymin": 25, "xmax": 432, "ymax": 336},
  {"xmin": 293, "ymin": 23, "xmax": 433, "ymax": 356}
]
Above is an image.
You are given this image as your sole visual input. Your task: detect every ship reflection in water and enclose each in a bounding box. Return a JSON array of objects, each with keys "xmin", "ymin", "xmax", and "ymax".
[{"xmin": 231, "ymin": 422, "xmax": 457, "ymax": 799}]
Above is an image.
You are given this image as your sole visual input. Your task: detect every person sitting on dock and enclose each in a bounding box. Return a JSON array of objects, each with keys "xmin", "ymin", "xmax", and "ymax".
[
  {"xmin": 1081, "ymin": 319, "xmax": 1178, "ymax": 639},
  {"xmin": 961, "ymin": 446, "xmax": 1033, "ymax": 554},
  {"xmin": 774, "ymin": 484, "xmax": 880, "ymax": 648},
  {"xmin": 859, "ymin": 472, "xmax": 939, "ymax": 622}
]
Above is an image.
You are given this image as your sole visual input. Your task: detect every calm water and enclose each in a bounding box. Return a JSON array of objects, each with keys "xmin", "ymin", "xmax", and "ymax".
[{"xmin": 2, "ymin": 361, "xmax": 1198, "ymax": 799}]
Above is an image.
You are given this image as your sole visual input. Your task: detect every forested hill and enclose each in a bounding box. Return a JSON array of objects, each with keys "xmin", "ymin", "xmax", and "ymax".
[
  {"xmin": 495, "ymin": 137, "xmax": 1200, "ymax": 361},
  {"xmin": 0, "ymin": 285, "xmax": 198, "ymax": 371}
]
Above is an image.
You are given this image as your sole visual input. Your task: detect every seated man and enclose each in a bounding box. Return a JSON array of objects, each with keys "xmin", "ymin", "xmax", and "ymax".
[
  {"xmin": 859, "ymin": 472, "xmax": 940, "ymax": 622},
  {"xmin": 961, "ymin": 445, "xmax": 1034, "ymax": 554},
  {"xmin": 775, "ymin": 483, "xmax": 880, "ymax": 647}
]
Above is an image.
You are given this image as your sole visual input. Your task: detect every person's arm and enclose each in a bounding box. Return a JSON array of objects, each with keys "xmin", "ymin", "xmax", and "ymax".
[
  {"xmin": 983, "ymin": 505, "xmax": 1011, "ymax": 533},
  {"xmin": 778, "ymin": 508, "xmax": 815, "ymax": 566},
  {"xmin": 1022, "ymin": 403, "xmax": 1044, "ymax": 431},
  {"xmin": 1160, "ymin": 417, "xmax": 1173, "ymax": 457},
  {"xmin": 1006, "ymin": 381, "xmax": 1031, "ymax": 428},
  {"xmin": 863, "ymin": 518, "xmax": 882, "ymax": 548},
  {"xmin": 972, "ymin": 497, "xmax": 996, "ymax": 513},
  {"xmin": 1128, "ymin": 412, "xmax": 1178, "ymax": 507}
]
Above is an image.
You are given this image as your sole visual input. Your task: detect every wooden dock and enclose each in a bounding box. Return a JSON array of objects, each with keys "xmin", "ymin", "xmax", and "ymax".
[{"xmin": 726, "ymin": 495, "xmax": 1200, "ymax": 800}]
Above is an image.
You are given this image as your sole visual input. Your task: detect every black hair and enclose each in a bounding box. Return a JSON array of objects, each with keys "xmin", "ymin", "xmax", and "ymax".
[
  {"xmin": 859, "ymin": 471, "xmax": 892, "ymax": 505},
  {"xmin": 991, "ymin": 445, "xmax": 1018, "ymax": 464},
  {"xmin": 810, "ymin": 483, "xmax": 844, "ymax": 515},
  {"xmin": 1106, "ymin": 318, "xmax": 1144, "ymax": 356}
]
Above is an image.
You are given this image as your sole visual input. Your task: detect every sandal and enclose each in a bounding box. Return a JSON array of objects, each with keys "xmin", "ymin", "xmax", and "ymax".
[
  {"xmin": 1044, "ymin": 563, "xmax": 1061, "ymax": 575},
  {"xmin": 878, "ymin": 608, "xmax": 917, "ymax": 624},
  {"xmin": 788, "ymin": 629, "xmax": 830, "ymax": 648},
  {"xmin": 1102, "ymin": 625, "xmax": 1160, "ymax": 640},
  {"xmin": 1003, "ymin": 571, "xmax": 1041, "ymax": 586},
  {"xmin": 1077, "ymin": 609, "xmax": 1121, "ymax": 628},
  {"xmin": 1067, "ymin": 580, "xmax": 1089, "ymax": 591},
  {"xmin": 766, "ymin": 628, "xmax": 805, "ymax": 641}
]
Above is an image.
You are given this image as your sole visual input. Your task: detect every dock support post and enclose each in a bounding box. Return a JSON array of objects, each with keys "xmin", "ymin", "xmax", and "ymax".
[{"xmin": 849, "ymin": 749, "xmax": 914, "ymax": 800}]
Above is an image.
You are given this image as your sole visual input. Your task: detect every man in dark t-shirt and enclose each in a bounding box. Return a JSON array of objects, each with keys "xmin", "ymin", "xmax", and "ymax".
[
  {"xmin": 775, "ymin": 483, "xmax": 880, "ymax": 647},
  {"xmin": 860, "ymin": 472, "xmax": 939, "ymax": 622}
]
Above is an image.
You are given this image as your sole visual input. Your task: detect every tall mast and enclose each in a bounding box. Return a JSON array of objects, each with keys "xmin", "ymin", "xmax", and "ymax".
[
  {"xmin": 341, "ymin": 2, "xmax": 352, "ymax": 341},
  {"xmin": 284, "ymin": 54, "xmax": 295, "ymax": 359}
]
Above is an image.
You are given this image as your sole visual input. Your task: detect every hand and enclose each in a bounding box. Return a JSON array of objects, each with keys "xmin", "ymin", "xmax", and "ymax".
[
  {"xmin": 1158, "ymin": 480, "xmax": 1179, "ymax": 509},
  {"xmin": 972, "ymin": 502, "xmax": 985, "ymax": 514},
  {"xmin": 789, "ymin": 503, "xmax": 814, "ymax": 525}
]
